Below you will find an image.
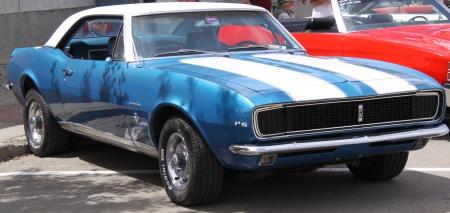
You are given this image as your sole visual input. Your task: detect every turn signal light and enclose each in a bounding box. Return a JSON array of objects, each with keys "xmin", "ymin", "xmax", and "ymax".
[
  {"xmin": 259, "ymin": 154, "xmax": 276, "ymax": 166},
  {"xmin": 415, "ymin": 137, "xmax": 431, "ymax": 148}
]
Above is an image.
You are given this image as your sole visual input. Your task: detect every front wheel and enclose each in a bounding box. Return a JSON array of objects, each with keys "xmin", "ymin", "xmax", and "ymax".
[
  {"xmin": 346, "ymin": 152, "xmax": 409, "ymax": 181},
  {"xmin": 24, "ymin": 89, "xmax": 70, "ymax": 157},
  {"xmin": 159, "ymin": 114, "xmax": 224, "ymax": 206}
]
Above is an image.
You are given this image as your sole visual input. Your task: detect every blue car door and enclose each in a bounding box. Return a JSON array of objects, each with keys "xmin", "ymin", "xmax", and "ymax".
[
  {"xmin": 59, "ymin": 58, "xmax": 133, "ymax": 147},
  {"xmin": 121, "ymin": 63, "xmax": 157, "ymax": 150}
]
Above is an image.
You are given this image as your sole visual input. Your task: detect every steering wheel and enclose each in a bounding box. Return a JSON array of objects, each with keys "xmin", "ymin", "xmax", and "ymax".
[
  {"xmin": 235, "ymin": 40, "xmax": 259, "ymax": 47},
  {"xmin": 344, "ymin": 17, "xmax": 364, "ymax": 25},
  {"xmin": 342, "ymin": 17, "xmax": 364, "ymax": 30},
  {"xmin": 408, "ymin": 16, "xmax": 428, "ymax": 22}
]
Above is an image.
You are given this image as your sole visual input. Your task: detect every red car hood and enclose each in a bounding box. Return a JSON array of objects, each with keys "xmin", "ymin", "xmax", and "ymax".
[{"xmin": 349, "ymin": 24, "xmax": 450, "ymax": 56}]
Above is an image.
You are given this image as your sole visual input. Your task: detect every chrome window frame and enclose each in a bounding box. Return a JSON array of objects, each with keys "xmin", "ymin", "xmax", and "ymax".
[{"xmin": 124, "ymin": 9, "xmax": 305, "ymax": 62}]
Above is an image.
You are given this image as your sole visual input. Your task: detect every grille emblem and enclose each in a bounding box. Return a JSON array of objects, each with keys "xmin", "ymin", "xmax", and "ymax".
[{"xmin": 358, "ymin": 104, "xmax": 363, "ymax": 122}]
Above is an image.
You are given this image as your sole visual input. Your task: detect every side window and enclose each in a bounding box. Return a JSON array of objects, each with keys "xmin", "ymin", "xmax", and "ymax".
[
  {"xmin": 112, "ymin": 26, "xmax": 125, "ymax": 61},
  {"xmin": 65, "ymin": 18, "xmax": 123, "ymax": 61}
]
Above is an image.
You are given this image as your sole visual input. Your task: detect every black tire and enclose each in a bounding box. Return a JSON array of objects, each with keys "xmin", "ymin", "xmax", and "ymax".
[
  {"xmin": 159, "ymin": 114, "xmax": 224, "ymax": 206},
  {"xmin": 23, "ymin": 89, "xmax": 70, "ymax": 157},
  {"xmin": 346, "ymin": 152, "xmax": 409, "ymax": 181}
]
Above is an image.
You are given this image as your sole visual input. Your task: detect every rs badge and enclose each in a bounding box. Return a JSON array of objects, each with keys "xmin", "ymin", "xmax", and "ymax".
[{"xmin": 235, "ymin": 121, "xmax": 248, "ymax": 127}]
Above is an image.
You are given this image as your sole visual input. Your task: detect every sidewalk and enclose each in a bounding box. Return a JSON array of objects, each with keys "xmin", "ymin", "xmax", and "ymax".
[{"xmin": 0, "ymin": 125, "xmax": 30, "ymax": 161}]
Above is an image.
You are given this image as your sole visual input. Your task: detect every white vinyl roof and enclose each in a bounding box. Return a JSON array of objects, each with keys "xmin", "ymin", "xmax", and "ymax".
[{"xmin": 45, "ymin": 2, "xmax": 266, "ymax": 47}]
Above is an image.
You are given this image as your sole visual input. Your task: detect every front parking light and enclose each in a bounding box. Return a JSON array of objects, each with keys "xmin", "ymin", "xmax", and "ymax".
[
  {"xmin": 259, "ymin": 154, "xmax": 276, "ymax": 166},
  {"xmin": 415, "ymin": 137, "xmax": 431, "ymax": 148}
]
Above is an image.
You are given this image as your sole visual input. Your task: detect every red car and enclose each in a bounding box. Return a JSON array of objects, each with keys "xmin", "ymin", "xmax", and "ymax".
[
  {"xmin": 281, "ymin": 0, "xmax": 450, "ymax": 109},
  {"xmin": 219, "ymin": 25, "xmax": 286, "ymax": 46}
]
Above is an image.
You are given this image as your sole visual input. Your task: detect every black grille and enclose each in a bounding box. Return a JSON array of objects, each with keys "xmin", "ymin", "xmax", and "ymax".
[{"xmin": 256, "ymin": 94, "xmax": 440, "ymax": 136}]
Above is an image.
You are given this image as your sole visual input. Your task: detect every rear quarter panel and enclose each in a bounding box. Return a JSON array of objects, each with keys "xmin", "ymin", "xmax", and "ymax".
[{"xmin": 7, "ymin": 46, "xmax": 68, "ymax": 121}]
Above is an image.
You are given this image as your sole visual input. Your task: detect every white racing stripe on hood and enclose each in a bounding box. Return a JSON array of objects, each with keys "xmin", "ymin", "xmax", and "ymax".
[
  {"xmin": 255, "ymin": 54, "xmax": 417, "ymax": 94},
  {"xmin": 180, "ymin": 57, "xmax": 346, "ymax": 101}
]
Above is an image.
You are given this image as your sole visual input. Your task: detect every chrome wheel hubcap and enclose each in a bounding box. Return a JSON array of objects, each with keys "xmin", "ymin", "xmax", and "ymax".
[
  {"xmin": 28, "ymin": 101, "xmax": 44, "ymax": 147},
  {"xmin": 166, "ymin": 132, "xmax": 189, "ymax": 190}
]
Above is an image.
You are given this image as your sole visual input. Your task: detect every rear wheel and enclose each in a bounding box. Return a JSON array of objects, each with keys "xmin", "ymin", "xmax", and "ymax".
[
  {"xmin": 159, "ymin": 114, "xmax": 224, "ymax": 206},
  {"xmin": 346, "ymin": 152, "xmax": 409, "ymax": 181},
  {"xmin": 24, "ymin": 89, "xmax": 70, "ymax": 157}
]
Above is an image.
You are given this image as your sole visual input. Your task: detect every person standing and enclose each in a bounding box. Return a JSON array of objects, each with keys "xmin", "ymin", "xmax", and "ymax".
[
  {"xmin": 444, "ymin": 0, "xmax": 450, "ymax": 8},
  {"xmin": 309, "ymin": 0, "xmax": 333, "ymax": 18},
  {"xmin": 273, "ymin": 0, "xmax": 300, "ymax": 19},
  {"xmin": 242, "ymin": 0, "xmax": 273, "ymax": 12}
]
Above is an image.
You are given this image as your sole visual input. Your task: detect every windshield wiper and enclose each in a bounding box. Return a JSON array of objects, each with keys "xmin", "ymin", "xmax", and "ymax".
[
  {"xmin": 227, "ymin": 45, "xmax": 270, "ymax": 52},
  {"xmin": 154, "ymin": 49, "xmax": 229, "ymax": 57},
  {"xmin": 228, "ymin": 45, "xmax": 305, "ymax": 53},
  {"xmin": 154, "ymin": 49, "xmax": 208, "ymax": 57}
]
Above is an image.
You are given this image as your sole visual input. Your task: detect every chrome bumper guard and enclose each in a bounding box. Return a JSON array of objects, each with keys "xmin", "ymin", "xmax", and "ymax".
[
  {"xmin": 2, "ymin": 82, "xmax": 13, "ymax": 90},
  {"xmin": 444, "ymin": 83, "xmax": 450, "ymax": 107},
  {"xmin": 229, "ymin": 124, "xmax": 449, "ymax": 156}
]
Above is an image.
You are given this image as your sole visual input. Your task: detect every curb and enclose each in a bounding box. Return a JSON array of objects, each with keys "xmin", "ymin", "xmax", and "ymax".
[
  {"xmin": 0, "ymin": 125, "xmax": 101, "ymax": 161},
  {"xmin": 0, "ymin": 125, "xmax": 31, "ymax": 161},
  {"xmin": 0, "ymin": 136, "xmax": 31, "ymax": 161}
]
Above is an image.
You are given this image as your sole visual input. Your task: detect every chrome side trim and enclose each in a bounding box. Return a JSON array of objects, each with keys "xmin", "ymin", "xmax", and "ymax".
[
  {"xmin": 135, "ymin": 142, "xmax": 159, "ymax": 156},
  {"xmin": 2, "ymin": 82, "xmax": 13, "ymax": 90},
  {"xmin": 444, "ymin": 83, "xmax": 450, "ymax": 107},
  {"xmin": 230, "ymin": 124, "xmax": 449, "ymax": 155},
  {"xmin": 60, "ymin": 122, "xmax": 136, "ymax": 147},
  {"xmin": 59, "ymin": 122, "xmax": 159, "ymax": 158},
  {"xmin": 253, "ymin": 90, "xmax": 443, "ymax": 138}
]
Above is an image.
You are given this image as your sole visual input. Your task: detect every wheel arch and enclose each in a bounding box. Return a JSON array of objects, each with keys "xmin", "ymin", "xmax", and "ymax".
[
  {"xmin": 19, "ymin": 69, "xmax": 66, "ymax": 122},
  {"xmin": 22, "ymin": 75, "xmax": 39, "ymax": 99},
  {"xmin": 151, "ymin": 104, "xmax": 204, "ymax": 150}
]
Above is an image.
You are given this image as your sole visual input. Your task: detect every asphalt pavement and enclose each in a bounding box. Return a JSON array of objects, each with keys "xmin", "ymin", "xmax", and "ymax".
[{"xmin": 1, "ymin": 132, "xmax": 449, "ymax": 212}]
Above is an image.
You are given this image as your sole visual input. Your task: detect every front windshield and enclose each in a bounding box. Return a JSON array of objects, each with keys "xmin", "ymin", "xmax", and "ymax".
[
  {"xmin": 338, "ymin": 0, "xmax": 450, "ymax": 31},
  {"xmin": 132, "ymin": 11, "xmax": 302, "ymax": 58}
]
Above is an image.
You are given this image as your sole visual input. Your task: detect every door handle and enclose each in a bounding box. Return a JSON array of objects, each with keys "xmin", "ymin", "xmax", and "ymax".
[{"xmin": 61, "ymin": 69, "xmax": 74, "ymax": 76}]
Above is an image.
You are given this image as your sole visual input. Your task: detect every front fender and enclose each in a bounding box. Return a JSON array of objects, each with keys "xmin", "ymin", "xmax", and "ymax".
[
  {"xmin": 130, "ymin": 65, "xmax": 270, "ymax": 170},
  {"xmin": 157, "ymin": 84, "xmax": 261, "ymax": 170},
  {"xmin": 337, "ymin": 56, "xmax": 443, "ymax": 88},
  {"xmin": 149, "ymin": 77, "xmax": 262, "ymax": 149}
]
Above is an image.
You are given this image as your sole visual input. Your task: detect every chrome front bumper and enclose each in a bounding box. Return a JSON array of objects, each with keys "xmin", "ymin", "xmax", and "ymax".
[
  {"xmin": 2, "ymin": 82, "xmax": 13, "ymax": 90},
  {"xmin": 229, "ymin": 124, "xmax": 449, "ymax": 156},
  {"xmin": 444, "ymin": 83, "xmax": 450, "ymax": 107}
]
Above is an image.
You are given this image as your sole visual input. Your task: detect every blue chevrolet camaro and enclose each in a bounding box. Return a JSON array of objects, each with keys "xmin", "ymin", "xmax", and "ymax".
[{"xmin": 2, "ymin": 2, "xmax": 449, "ymax": 206}]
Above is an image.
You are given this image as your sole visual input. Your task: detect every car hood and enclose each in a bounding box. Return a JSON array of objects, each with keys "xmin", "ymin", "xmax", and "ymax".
[
  {"xmin": 349, "ymin": 24, "xmax": 450, "ymax": 55},
  {"xmin": 165, "ymin": 52, "xmax": 439, "ymax": 102}
]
